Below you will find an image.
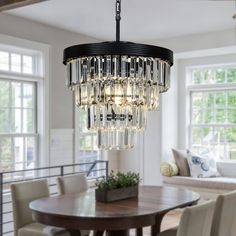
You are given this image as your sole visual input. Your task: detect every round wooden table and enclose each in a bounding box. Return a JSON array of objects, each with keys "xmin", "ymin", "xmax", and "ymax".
[{"xmin": 30, "ymin": 186, "xmax": 200, "ymax": 236}]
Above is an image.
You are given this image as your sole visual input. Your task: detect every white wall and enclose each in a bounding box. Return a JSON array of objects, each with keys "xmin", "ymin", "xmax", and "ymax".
[{"xmin": 148, "ymin": 29, "xmax": 236, "ymax": 54}]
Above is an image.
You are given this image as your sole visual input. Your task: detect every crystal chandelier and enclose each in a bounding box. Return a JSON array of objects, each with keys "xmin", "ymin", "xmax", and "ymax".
[{"xmin": 63, "ymin": 0, "xmax": 173, "ymax": 150}]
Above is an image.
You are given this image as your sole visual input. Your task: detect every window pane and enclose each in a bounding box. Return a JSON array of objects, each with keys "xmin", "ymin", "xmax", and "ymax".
[
  {"xmin": 215, "ymin": 92, "xmax": 225, "ymax": 108},
  {"xmin": 213, "ymin": 128, "xmax": 225, "ymax": 159},
  {"xmin": 216, "ymin": 109, "xmax": 225, "ymax": 123},
  {"xmin": 26, "ymin": 137, "xmax": 35, "ymax": 169},
  {"xmin": 0, "ymin": 51, "xmax": 9, "ymax": 71},
  {"xmin": 11, "ymin": 82, "xmax": 22, "ymax": 108},
  {"xmin": 11, "ymin": 53, "xmax": 21, "ymax": 72},
  {"xmin": 192, "ymin": 109, "xmax": 202, "ymax": 124},
  {"xmin": 23, "ymin": 109, "xmax": 34, "ymax": 133},
  {"xmin": 228, "ymin": 91, "xmax": 236, "ymax": 109},
  {"xmin": 192, "ymin": 127, "xmax": 202, "ymax": 145},
  {"xmin": 0, "ymin": 108, "xmax": 9, "ymax": 133},
  {"xmin": 11, "ymin": 108, "xmax": 22, "ymax": 133},
  {"xmin": 225, "ymin": 128, "xmax": 236, "ymax": 160},
  {"xmin": 192, "ymin": 70, "xmax": 202, "ymax": 84},
  {"xmin": 227, "ymin": 68, "xmax": 236, "ymax": 83},
  {"xmin": 23, "ymin": 83, "xmax": 33, "ymax": 108},
  {"xmin": 226, "ymin": 128, "xmax": 236, "ymax": 143},
  {"xmin": 192, "ymin": 92, "xmax": 203, "ymax": 109},
  {"xmin": 203, "ymin": 69, "xmax": 214, "ymax": 84},
  {"xmin": 23, "ymin": 55, "xmax": 33, "ymax": 74},
  {"xmin": 14, "ymin": 137, "xmax": 24, "ymax": 170},
  {"xmin": 203, "ymin": 92, "xmax": 213, "ymax": 109},
  {"xmin": 0, "ymin": 80, "xmax": 9, "ymax": 108},
  {"xmin": 0, "ymin": 137, "xmax": 12, "ymax": 171},
  {"xmin": 79, "ymin": 111, "xmax": 87, "ymax": 132},
  {"xmin": 215, "ymin": 68, "xmax": 225, "ymax": 83},
  {"xmin": 80, "ymin": 135, "xmax": 93, "ymax": 150},
  {"xmin": 192, "ymin": 92, "xmax": 203, "ymax": 124},
  {"xmin": 228, "ymin": 109, "xmax": 236, "ymax": 124},
  {"xmin": 203, "ymin": 109, "xmax": 214, "ymax": 124}
]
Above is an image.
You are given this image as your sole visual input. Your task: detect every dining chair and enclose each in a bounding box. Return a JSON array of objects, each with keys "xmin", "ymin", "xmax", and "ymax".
[
  {"xmin": 11, "ymin": 179, "xmax": 70, "ymax": 236},
  {"xmin": 158, "ymin": 201, "xmax": 215, "ymax": 236},
  {"xmin": 56, "ymin": 173, "xmax": 88, "ymax": 195},
  {"xmin": 210, "ymin": 190, "xmax": 236, "ymax": 236},
  {"xmin": 56, "ymin": 174, "xmax": 90, "ymax": 236}
]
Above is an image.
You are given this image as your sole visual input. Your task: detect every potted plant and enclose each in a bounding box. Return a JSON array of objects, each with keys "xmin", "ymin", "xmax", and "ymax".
[{"xmin": 95, "ymin": 171, "xmax": 141, "ymax": 202}]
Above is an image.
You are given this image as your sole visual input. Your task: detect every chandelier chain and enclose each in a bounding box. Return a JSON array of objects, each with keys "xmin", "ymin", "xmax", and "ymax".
[{"xmin": 116, "ymin": 0, "xmax": 121, "ymax": 41}]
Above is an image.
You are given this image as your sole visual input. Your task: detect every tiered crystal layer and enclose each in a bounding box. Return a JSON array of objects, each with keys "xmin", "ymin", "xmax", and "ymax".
[{"xmin": 66, "ymin": 56, "xmax": 171, "ymax": 150}]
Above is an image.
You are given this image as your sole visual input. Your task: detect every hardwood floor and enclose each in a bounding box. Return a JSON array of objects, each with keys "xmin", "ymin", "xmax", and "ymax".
[{"xmin": 160, "ymin": 210, "xmax": 181, "ymax": 231}]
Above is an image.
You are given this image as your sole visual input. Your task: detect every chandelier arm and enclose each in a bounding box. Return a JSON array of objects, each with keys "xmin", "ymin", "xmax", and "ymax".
[{"xmin": 116, "ymin": 0, "xmax": 121, "ymax": 42}]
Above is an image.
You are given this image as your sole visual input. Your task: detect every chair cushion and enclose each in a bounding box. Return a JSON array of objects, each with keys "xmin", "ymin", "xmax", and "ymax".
[
  {"xmin": 18, "ymin": 222, "xmax": 70, "ymax": 236},
  {"xmin": 163, "ymin": 176, "xmax": 236, "ymax": 191},
  {"xmin": 158, "ymin": 227, "xmax": 178, "ymax": 236}
]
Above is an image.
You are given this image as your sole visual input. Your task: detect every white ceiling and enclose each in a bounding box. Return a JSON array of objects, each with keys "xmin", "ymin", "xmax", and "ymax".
[{"xmin": 6, "ymin": 0, "xmax": 236, "ymax": 42}]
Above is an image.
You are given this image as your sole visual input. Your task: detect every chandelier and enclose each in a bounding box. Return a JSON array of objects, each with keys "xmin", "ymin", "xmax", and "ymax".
[{"xmin": 63, "ymin": 0, "xmax": 173, "ymax": 150}]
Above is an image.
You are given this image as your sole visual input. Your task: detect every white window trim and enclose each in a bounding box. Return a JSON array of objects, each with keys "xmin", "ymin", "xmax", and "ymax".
[{"xmin": 0, "ymin": 34, "xmax": 50, "ymax": 167}]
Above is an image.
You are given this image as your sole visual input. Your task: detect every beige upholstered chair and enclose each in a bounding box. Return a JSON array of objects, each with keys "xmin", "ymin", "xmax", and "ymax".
[
  {"xmin": 57, "ymin": 174, "xmax": 90, "ymax": 236},
  {"xmin": 11, "ymin": 179, "xmax": 70, "ymax": 236},
  {"xmin": 56, "ymin": 173, "xmax": 88, "ymax": 195},
  {"xmin": 158, "ymin": 201, "xmax": 215, "ymax": 236},
  {"xmin": 211, "ymin": 190, "xmax": 236, "ymax": 236}
]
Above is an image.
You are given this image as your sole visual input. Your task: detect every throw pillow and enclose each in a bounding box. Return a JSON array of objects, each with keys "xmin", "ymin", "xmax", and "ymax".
[
  {"xmin": 187, "ymin": 151, "xmax": 220, "ymax": 178},
  {"xmin": 160, "ymin": 161, "xmax": 179, "ymax": 177},
  {"xmin": 172, "ymin": 148, "xmax": 190, "ymax": 176}
]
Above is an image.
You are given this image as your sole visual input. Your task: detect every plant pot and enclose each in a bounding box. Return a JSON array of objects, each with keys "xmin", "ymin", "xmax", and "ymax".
[{"xmin": 95, "ymin": 185, "xmax": 138, "ymax": 202}]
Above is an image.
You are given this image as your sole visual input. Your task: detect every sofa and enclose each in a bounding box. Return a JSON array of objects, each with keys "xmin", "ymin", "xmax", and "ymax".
[{"xmin": 162, "ymin": 162, "xmax": 236, "ymax": 201}]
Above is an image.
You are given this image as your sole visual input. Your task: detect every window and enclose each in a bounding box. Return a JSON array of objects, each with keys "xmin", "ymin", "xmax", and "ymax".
[
  {"xmin": 0, "ymin": 45, "xmax": 46, "ymax": 172},
  {"xmin": 75, "ymin": 109, "xmax": 100, "ymax": 176},
  {"xmin": 0, "ymin": 79, "xmax": 37, "ymax": 171},
  {"xmin": 0, "ymin": 51, "xmax": 34, "ymax": 74},
  {"xmin": 188, "ymin": 66, "xmax": 236, "ymax": 160}
]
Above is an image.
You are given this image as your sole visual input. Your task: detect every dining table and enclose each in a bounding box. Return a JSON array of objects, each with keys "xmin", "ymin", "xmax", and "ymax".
[{"xmin": 30, "ymin": 186, "xmax": 200, "ymax": 236}]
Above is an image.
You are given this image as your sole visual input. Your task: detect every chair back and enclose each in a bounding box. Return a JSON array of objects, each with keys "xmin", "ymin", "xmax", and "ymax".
[
  {"xmin": 11, "ymin": 179, "xmax": 49, "ymax": 236},
  {"xmin": 57, "ymin": 173, "xmax": 88, "ymax": 195},
  {"xmin": 211, "ymin": 190, "xmax": 236, "ymax": 236},
  {"xmin": 177, "ymin": 201, "xmax": 215, "ymax": 236}
]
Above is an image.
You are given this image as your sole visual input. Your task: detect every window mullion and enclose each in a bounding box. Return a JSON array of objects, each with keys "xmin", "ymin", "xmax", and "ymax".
[
  {"xmin": 213, "ymin": 92, "xmax": 216, "ymax": 124},
  {"xmin": 9, "ymin": 81, "xmax": 12, "ymax": 133},
  {"xmin": 225, "ymin": 91, "xmax": 228, "ymax": 124},
  {"xmin": 23, "ymin": 136, "xmax": 26, "ymax": 174},
  {"xmin": 34, "ymin": 83, "xmax": 37, "ymax": 133},
  {"xmin": 11, "ymin": 136, "xmax": 14, "ymax": 171},
  {"xmin": 21, "ymin": 82, "xmax": 23, "ymax": 134},
  {"xmin": 20, "ymin": 54, "xmax": 23, "ymax": 73}
]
